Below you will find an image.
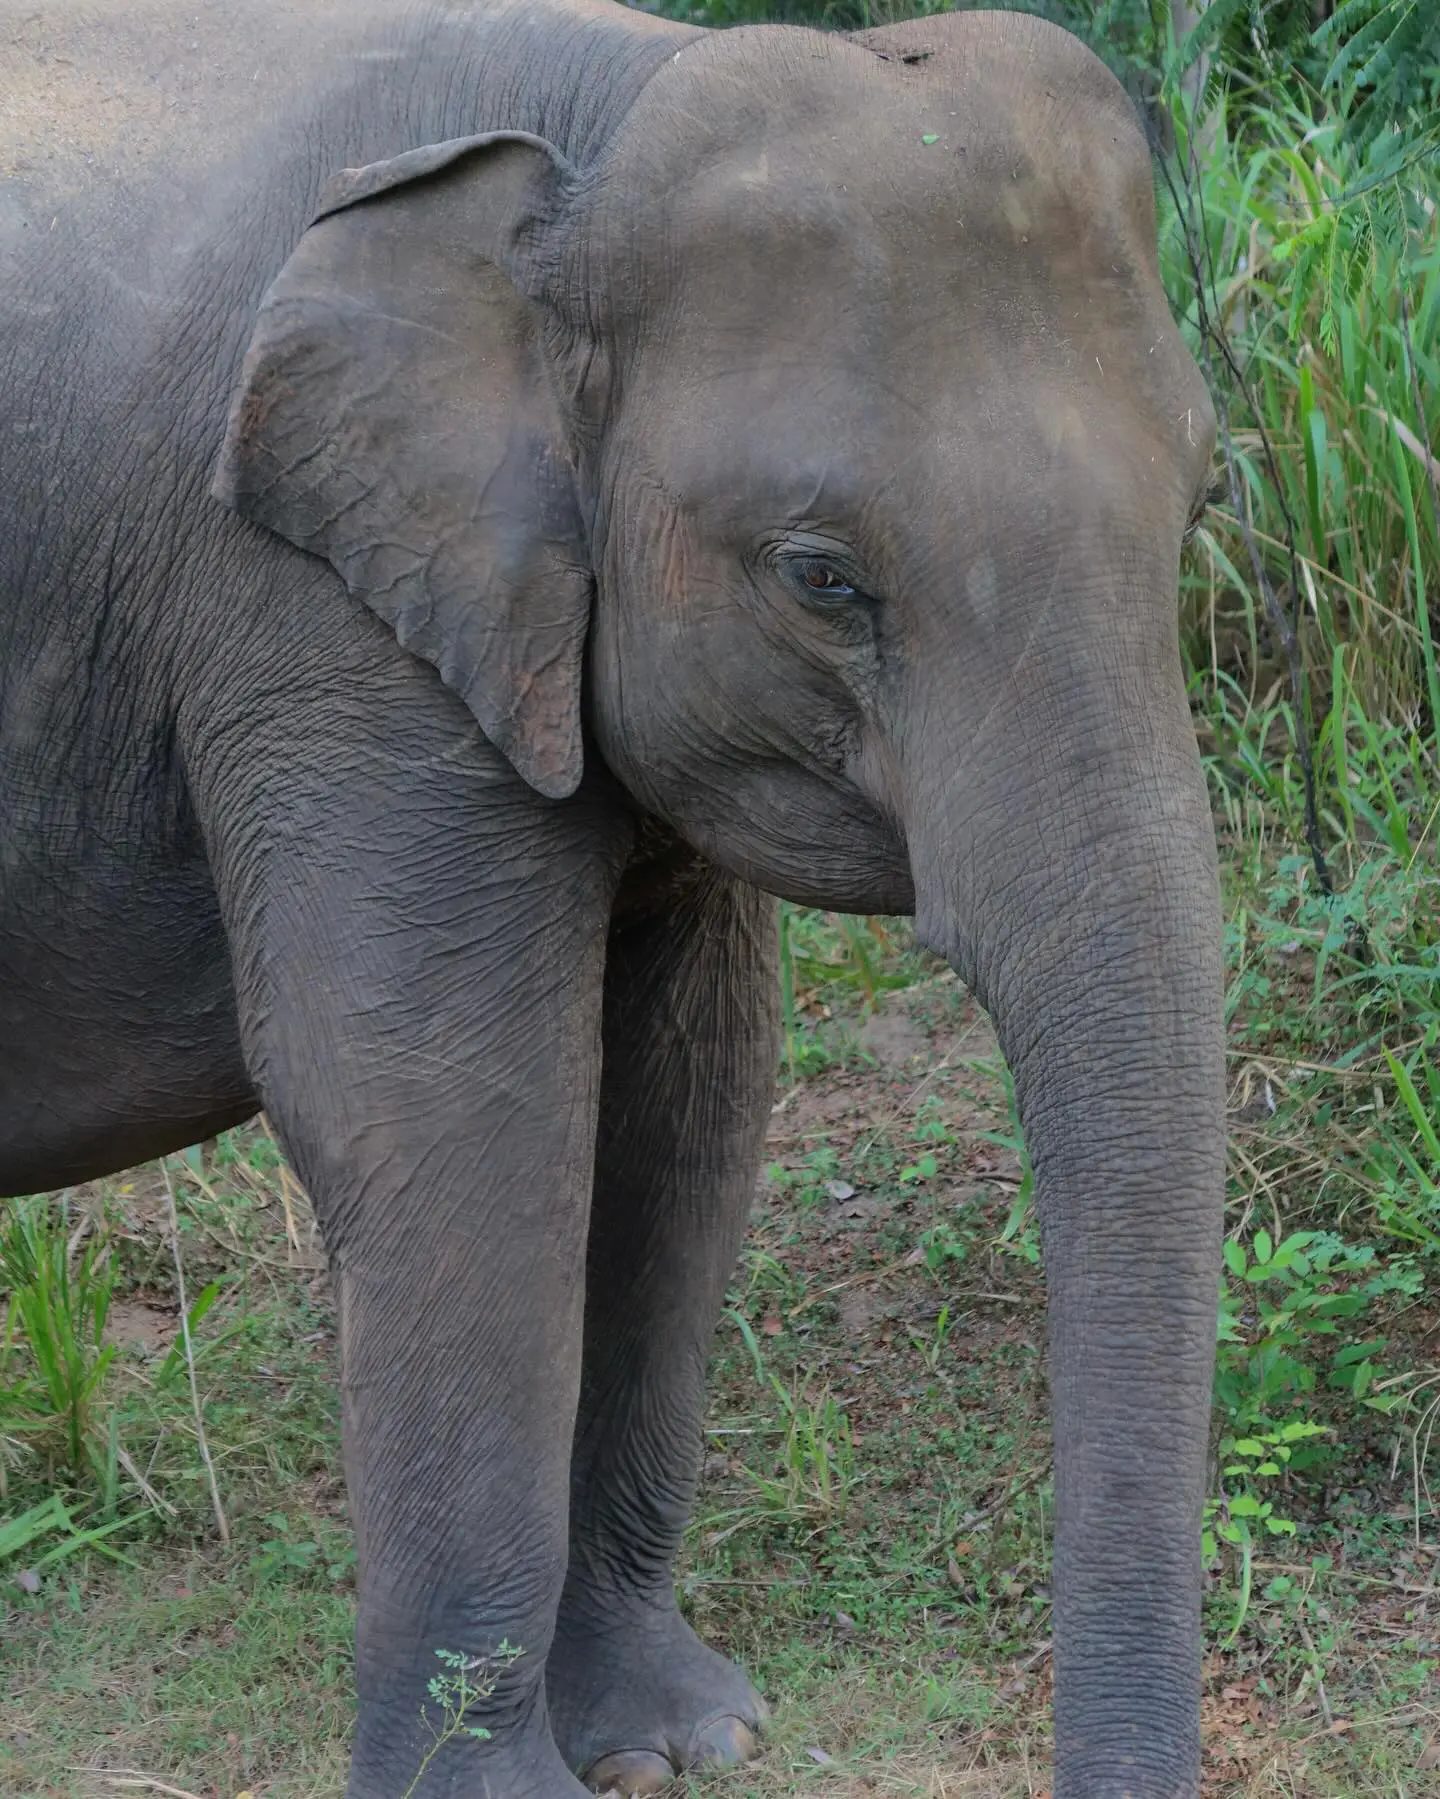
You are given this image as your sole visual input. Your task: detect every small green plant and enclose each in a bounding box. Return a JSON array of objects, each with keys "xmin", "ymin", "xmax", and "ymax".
[
  {"xmin": 732, "ymin": 1250, "xmax": 807, "ymax": 1322},
  {"xmin": 777, "ymin": 906, "xmax": 919, "ymax": 1077},
  {"xmin": 1370, "ymin": 1038, "xmax": 1440, "ymax": 1251},
  {"xmin": 767, "ymin": 1146, "xmax": 846, "ymax": 1211},
  {"xmin": 965, "ymin": 1060, "xmax": 1039, "ymax": 1266},
  {"xmin": 744, "ymin": 1381, "xmax": 858, "ymax": 1529},
  {"xmin": 1214, "ymin": 1227, "xmax": 1384, "ymax": 1435},
  {"xmin": 0, "ymin": 1196, "xmax": 117, "ymax": 1488},
  {"xmin": 1204, "ymin": 1419, "xmax": 1330, "ymax": 1642},
  {"xmin": 908, "ymin": 1301, "xmax": 956, "ymax": 1373},
  {"xmin": 910, "ymin": 1096, "xmax": 956, "ymax": 1146},
  {"xmin": 718, "ymin": 1306, "xmax": 858, "ymax": 1537},
  {"xmin": 917, "ymin": 1220, "xmax": 968, "ymax": 1276},
  {"xmin": 400, "ymin": 1643, "xmax": 524, "ymax": 1799},
  {"xmin": 0, "ymin": 1492, "xmax": 144, "ymax": 1577},
  {"xmin": 247, "ymin": 1511, "xmax": 355, "ymax": 1585}
]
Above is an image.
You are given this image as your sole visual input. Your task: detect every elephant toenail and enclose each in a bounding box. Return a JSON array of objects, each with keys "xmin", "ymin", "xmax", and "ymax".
[
  {"xmin": 581, "ymin": 1749, "xmax": 675, "ymax": 1795},
  {"xmin": 689, "ymin": 1713, "xmax": 760, "ymax": 1768}
]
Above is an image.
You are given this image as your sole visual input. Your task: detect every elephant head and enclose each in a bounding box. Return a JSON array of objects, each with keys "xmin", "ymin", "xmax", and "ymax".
[{"xmin": 217, "ymin": 12, "xmax": 1224, "ymax": 1795}]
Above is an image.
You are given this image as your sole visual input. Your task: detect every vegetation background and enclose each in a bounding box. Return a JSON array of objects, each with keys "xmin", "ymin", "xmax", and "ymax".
[{"xmin": 2, "ymin": 2, "xmax": 1437, "ymax": 1795}]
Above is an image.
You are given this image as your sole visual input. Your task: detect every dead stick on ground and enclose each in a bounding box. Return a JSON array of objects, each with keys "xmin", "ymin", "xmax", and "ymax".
[
  {"xmin": 160, "ymin": 1158, "xmax": 229, "ymax": 1545},
  {"xmin": 114, "ymin": 1443, "xmax": 176, "ymax": 1519},
  {"xmin": 71, "ymin": 1774, "xmax": 207, "ymax": 1799}
]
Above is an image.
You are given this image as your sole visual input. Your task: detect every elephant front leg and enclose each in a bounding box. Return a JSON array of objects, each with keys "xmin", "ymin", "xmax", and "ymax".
[
  {"xmin": 546, "ymin": 861, "xmax": 779, "ymax": 1795},
  {"xmin": 203, "ymin": 706, "xmax": 634, "ymax": 1799}
]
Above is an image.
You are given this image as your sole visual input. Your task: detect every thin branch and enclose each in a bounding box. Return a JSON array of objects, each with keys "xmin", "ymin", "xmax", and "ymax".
[
  {"xmin": 160, "ymin": 1159, "xmax": 229, "ymax": 1545},
  {"xmin": 79, "ymin": 1773, "xmax": 207, "ymax": 1799}
]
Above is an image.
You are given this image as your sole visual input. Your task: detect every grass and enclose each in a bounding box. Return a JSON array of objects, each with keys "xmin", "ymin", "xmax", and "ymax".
[{"xmin": 1164, "ymin": 86, "xmax": 1440, "ymax": 736}]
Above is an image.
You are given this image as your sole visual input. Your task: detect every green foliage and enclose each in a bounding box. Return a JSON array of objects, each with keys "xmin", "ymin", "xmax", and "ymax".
[
  {"xmin": 1215, "ymin": 1229, "xmax": 1386, "ymax": 1433},
  {"xmin": 400, "ymin": 1643, "xmax": 524, "ymax": 1799},
  {"xmin": 767, "ymin": 1145, "xmax": 845, "ymax": 1210},
  {"xmin": 1320, "ymin": 0, "xmax": 1440, "ymax": 160},
  {"xmin": 1373, "ymin": 1037, "xmax": 1440, "ymax": 1249},
  {"xmin": 0, "ymin": 1131, "xmax": 344, "ymax": 1593},
  {"xmin": 716, "ymin": 1309, "xmax": 861, "ymax": 1536},
  {"xmin": 0, "ymin": 1196, "xmax": 117, "ymax": 1488},
  {"xmin": 1203, "ymin": 1419, "xmax": 1330, "ymax": 1641},
  {"xmin": 247, "ymin": 1511, "xmax": 357, "ymax": 1586},
  {"xmin": 778, "ymin": 907, "xmax": 920, "ymax": 1077},
  {"xmin": 1164, "ymin": 95, "xmax": 1440, "ymax": 736},
  {"xmin": 962, "ymin": 1059, "xmax": 1039, "ymax": 1266},
  {"xmin": 0, "ymin": 1492, "xmax": 145, "ymax": 1574}
]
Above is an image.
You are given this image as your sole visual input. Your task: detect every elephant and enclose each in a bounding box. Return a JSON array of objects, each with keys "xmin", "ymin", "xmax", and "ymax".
[{"xmin": 0, "ymin": 1, "xmax": 1225, "ymax": 1794}]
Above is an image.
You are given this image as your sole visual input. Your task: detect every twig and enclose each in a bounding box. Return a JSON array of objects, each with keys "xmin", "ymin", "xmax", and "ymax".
[
  {"xmin": 787, "ymin": 1251, "xmax": 921, "ymax": 1316},
  {"xmin": 929, "ymin": 1460, "xmax": 1053, "ymax": 1548},
  {"xmin": 159, "ymin": 1160, "xmax": 229, "ymax": 1545},
  {"xmin": 680, "ymin": 1576, "xmax": 812, "ymax": 1589},
  {"xmin": 114, "ymin": 1443, "xmax": 176, "ymax": 1519},
  {"xmin": 1252, "ymin": 1559, "xmax": 1435, "ymax": 1593},
  {"xmin": 73, "ymin": 1775, "xmax": 206, "ymax": 1799},
  {"xmin": 278, "ymin": 1162, "xmax": 310, "ymax": 1261},
  {"xmin": 1413, "ymin": 1385, "xmax": 1440, "ymax": 1551},
  {"xmin": 64, "ymin": 1198, "xmax": 92, "ymax": 1265}
]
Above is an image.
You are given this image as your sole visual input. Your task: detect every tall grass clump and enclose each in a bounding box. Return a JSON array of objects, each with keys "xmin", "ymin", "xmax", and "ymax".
[
  {"xmin": 1162, "ymin": 90, "xmax": 1440, "ymax": 739},
  {"xmin": 0, "ymin": 1195, "xmax": 117, "ymax": 1492}
]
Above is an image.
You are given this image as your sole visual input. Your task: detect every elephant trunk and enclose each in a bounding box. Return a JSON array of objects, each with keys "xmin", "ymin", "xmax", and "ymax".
[{"xmin": 909, "ymin": 632, "xmax": 1225, "ymax": 1797}]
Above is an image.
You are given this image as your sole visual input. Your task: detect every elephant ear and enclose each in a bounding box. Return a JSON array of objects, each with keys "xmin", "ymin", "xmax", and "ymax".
[{"xmin": 214, "ymin": 133, "xmax": 589, "ymax": 799}]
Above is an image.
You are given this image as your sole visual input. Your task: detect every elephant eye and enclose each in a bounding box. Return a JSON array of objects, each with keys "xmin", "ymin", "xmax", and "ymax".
[
  {"xmin": 769, "ymin": 542, "xmax": 873, "ymax": 615},
  {"xmin": 796, "ymin": 560, "xmax": 856, "ymax": 598}
]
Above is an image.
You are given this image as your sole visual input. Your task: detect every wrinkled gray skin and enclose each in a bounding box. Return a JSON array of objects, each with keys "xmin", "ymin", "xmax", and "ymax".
[{"xmin": 0, "ymin": 3, "xmax": 1223, "ymax": 1794}]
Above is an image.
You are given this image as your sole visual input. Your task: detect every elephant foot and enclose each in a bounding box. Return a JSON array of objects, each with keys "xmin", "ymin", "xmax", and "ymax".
[
  {"xmin": 547, "ymin": 1605, "xmax": 766, "ymax": 1794},
  {"xmin": 582, "ymin": 1715, "xmax": 760, "ymax": 1795}
]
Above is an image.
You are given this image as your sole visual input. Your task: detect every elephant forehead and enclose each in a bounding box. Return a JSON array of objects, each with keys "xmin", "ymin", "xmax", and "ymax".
[
  {"xmin": 590, "ymin": 15, "xmax": 1207, "ymax": 491},
  {"xmin": 614, "ymin": 190, "xmax": 1191, "ymax": 460},
  {"xmin": 616, "ymin": 361, "xmax": 1196, "ymax": 566},
  {"xmin": 593, "ymin": 12, "xmax": 1156, "ymax": 287}
]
